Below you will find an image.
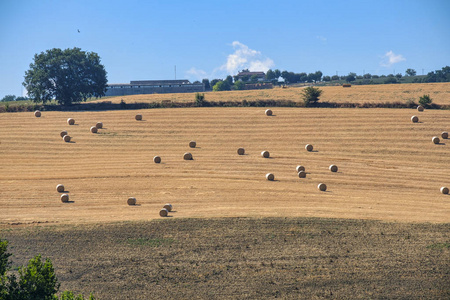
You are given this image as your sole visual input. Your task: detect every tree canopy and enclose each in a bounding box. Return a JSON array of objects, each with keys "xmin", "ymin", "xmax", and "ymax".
[{"xmin": 23, "ymin": 47, "xmax": 107, "ymax": 105}]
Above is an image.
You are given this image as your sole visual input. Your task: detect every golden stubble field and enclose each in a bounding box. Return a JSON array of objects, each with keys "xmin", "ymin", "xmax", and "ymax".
[
  {"xmin": 96, "ymin": 82, "xmax": 450, "ymax": 105},
  {"xmin": 1, "ymin": 107, "xmax": 449, "ymax": 226}
]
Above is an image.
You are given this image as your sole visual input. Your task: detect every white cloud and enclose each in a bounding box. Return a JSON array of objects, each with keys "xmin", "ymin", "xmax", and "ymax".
[
  {"xmin": 185, "ymin": 41, "xmax": 275, "ymax": 81},
  {"xmin": 381, "ymin": 50, "xmax": 406, "ymax": 67},
  {"xmin": 221, "ymin": 41, "xmax": 274, "ymax": 74}
]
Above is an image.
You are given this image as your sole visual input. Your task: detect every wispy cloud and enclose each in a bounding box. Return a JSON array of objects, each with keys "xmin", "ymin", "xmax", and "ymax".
[
  {"xmin": 186, "ymin": 67, "xmax": 207, "ymax": 79},
  {"xmin": 185, "ymin": 41, "xmax": 274, "ymax": 81},
  {"xmin": 380, "ymin": 50, "xmax": 406, "ymax": 67},
  {"xmin": 316, "ymin": 35, "xmax": 327, "ymax": 43}
]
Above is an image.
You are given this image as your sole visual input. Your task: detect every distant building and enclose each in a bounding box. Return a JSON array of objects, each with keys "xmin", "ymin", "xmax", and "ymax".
[
  {"xmin": 105, "ymin": 80, "xmax": 204, "ymax": 96},
  {"xmin": 235, "ymin": 71, "xmax": 266, "ymax": 82}
]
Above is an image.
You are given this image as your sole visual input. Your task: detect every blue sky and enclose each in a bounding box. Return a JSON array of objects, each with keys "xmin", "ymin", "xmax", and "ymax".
[{"xmin": 0, "ymin": 0, "xmax": 449, "ymax": 99}]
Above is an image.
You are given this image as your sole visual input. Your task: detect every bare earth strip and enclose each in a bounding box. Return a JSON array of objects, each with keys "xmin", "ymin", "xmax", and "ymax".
[
  {"xmin": 1, "ymin": 107, "xmax": 449, "ymax": 225},
  {"xmin": 94, "ymin": 82, "xmax": 450, "ymax": 105}
]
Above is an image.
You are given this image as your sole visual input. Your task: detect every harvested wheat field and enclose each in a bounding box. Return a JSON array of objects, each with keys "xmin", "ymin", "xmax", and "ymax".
[
  {"xmin": 94, "ymin": 82, "xmax": 450, "ymax": 105},
  {"xmin": 1, "ymin": 107, "xmax": 449, "ymax": 225}
]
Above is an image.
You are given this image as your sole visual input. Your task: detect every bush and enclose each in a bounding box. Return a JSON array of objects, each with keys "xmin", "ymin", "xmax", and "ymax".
[
  {"xmin": 0, "ymin": 240, "xmax": 95, "ymax": 300},
  {"xmin": 301, "ymin": 86, "xmax": 323, "ymax": 106},
  {"xmin": 195, "ymin": 93, "xmax": 207, "ymax": 107},
  {"xmin": 419, "ymin": 94, "xmax": 432, "ymax": 107}
]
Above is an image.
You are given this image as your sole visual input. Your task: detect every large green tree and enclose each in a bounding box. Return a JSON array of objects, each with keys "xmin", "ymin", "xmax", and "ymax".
[{"xmin": 23, "ymin": 48, "xmax": 107, "ymax": 105}]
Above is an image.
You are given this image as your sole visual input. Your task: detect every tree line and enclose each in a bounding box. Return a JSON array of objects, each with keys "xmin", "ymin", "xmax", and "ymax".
[{"xmin": 3, "ymin": 46, "xmax": 449, "ymax": 104}]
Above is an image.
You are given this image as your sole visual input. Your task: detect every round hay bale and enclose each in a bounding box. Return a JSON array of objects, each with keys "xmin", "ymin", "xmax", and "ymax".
[
  {"xmin": 261, "ymin": 150, "xmax": 270, "ymax": 158},
  {"xmin": 153, "ymin": 156, "xmax": 161, "ymax": 163},
  {"xmin": 189, "ymin": 141, "xmax": 196, "ymax": 148},
  {"xmin": 417, "ymin": 105, "xmax": 424, "ymax": 112},
  {"xmin": 183, "ymin": 152, "xmax": 193, "ymax": 160},
  {"xmin": 432, "ymin": 136, "xmax": 440, "ymax": 144},
  {"xmin": 159, "ymin": 208, "xmax": 169, "ymax": 217},
  {"xmin": 441, "ymin": 131, "xmax": 448, "ymax": 139},
  {"xmin": 296, "ymin": 165, "xmax": 305, "ymax": 172},
  {"xmin": 60, "ymin": 194, "xmax": 69, "ymax": 203},
  {"xmin": 298, "ymin": 171, "xmax": 306, "ymax": 178},
  {"xmin": 318, "ymin": 183, "xmax": 327, "ymax": 191},
  {"xmin": 67, "ymin": 118, "xmax": 75, "ymax": 125},
  {"xmin": 63, "ymin": 135, "xmax": 71, "ymax": 142},
  {"xmin": 305, "ymin": 144, "xmax": 313, "ymax": 152},
  {"xmin": 163, "ymin": 203, "xmax": 173, "ymax": 212},
  {"xmin": 440, "ymin": 187, "xmax": 449, "ymax": 194},
  {"xmin": 265, "ymin": 109, "xmax": 273, "ymax": 116},
  {"xmin": 34, "ymin": 110, "xmax": 41, "ymax": 117},
  {"xmin": 90, "ymin": 126, "xmax": 98, "ymax": 133},
  {"xmin": 135, "ymin": 114, "xmax": 142, "ymax": 121},
  {"xmin": 411, "ymin": 115, "xmax": 419, "ymax": 123},
  {"xmin": 266, "ymin": 173, "xmax": 275, "ymax": 181},
  {"xmin": 329, "ymin": 164, "xmax": 338, "ymax": 172},
  {"xmin": 60, "ymin": 130, "xmax": 68, "ymax": 138},
  {"xmin": 127, "ymin": 197, "xmax": 137, "ymax": 205},
  {"xmin": 56, "ymin": 184, "xmax": 64, "ymax": 193},
  {"xmin": 96, "ymin": 122, "xmax": 103, "ymax": 129},
  {"xmin": 237, "ymin": 147, "xmax": 245, "ymax": 155}
]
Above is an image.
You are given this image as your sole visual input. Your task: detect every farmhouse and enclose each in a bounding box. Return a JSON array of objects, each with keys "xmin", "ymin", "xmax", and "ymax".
[
  {"xmin": 105, "ymin": 79, "xmax": 204, "ymax": 96},
  {"xmin": 235, "ymin": 71, "xmax": 266, "ymax": 81}
]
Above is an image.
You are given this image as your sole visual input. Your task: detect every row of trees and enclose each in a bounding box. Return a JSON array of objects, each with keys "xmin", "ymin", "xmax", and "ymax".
[
  {"xmin": 15, "ymin": 47, "xmax": 450, "ymax": 105},
  {"xmin": 200, "ymin": 66, "xmax": 450, "ymax": 92}
]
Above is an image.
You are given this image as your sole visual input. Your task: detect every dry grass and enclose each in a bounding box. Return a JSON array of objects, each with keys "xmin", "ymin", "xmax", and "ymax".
[
  {"xmin": 0, "ymin": 107, "xmax": 449, "ymax": 225},
  {"xmin": 93, "ymin": 82, "xmax": 450, "ymax": 105},
  {"xmin": 1, "ymin": 218, "xmax": 448, "ymax": 299}
]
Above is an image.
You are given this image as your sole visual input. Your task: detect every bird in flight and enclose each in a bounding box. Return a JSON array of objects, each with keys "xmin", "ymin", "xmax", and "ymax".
[{"xmin": 77, "ymin": 29, "xmax": 80, "ymax": 33}]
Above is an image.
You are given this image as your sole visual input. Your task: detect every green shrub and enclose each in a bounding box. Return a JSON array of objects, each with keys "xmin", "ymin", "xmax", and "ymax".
[
  {"xmin": 301, "ymin": 86, "xmax": 323, "ymax": 106},
  {"xmin": 195, "ymin": 93, "xmax": 207, "ymax": 107},
  {"xmin": 419, "ymin": 94, "xmax": 432, "ymax": 107}
]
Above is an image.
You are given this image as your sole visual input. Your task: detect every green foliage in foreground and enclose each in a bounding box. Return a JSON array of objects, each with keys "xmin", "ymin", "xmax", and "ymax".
[
  {"xmin": 0, "ymin": 239, "xmax": 95, "ymax": 300},
  {"xmin": 301, "ymin": 86, "xmax": 323, "ymax": 106}
]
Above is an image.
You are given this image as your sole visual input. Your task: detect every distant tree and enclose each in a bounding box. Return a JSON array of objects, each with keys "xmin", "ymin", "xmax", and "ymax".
[
  {"xmin": 241, "ymin": 68, "xmax": 249, "ymax": 73},
  {"xmin": 273, "ymin": 69, "xmax": 281, "ymax": 79},
  {"xmin": 363, "ymin": 73, "xmax": 372, "ymax": 79},
  {"xmin": 213, "ymin": 80, "xmax": 231, "ymax": 91},
  {"xmin": 384, "ymin": 77, "xmax": 398, "ymax": 84},
  {"xmin": 424, "ymin": 66, "xmax": 450, "ymax": 82},
  {"xmin": 234, "ymin": 80, "xmax": 246, "ymax": 90},
  {"xmin": 23, "ymin": 47, "xmax": 107, "ymax": 105},
  {"xmin": 16, "ymin": 96, "xmax": 29, "ymax": 101},
  {"xmin": 345, "ymin": 73, "xmax": 356, "ymax": 83},
  {"xmin": 314, "ymin": 70, "xmax": 323, "ymax": 82},
  {"xmin": 395, "ymin": 73, "xmax": 402, "ymax": 79},
  {"xmin": 331, "ymin": 75, "xmax": 339, "ymax": 81},
  {"xmin": 405, "ymin": 68, "xmax": 417, "ymax": 76},
  {"xmin": 281, "ymin": 71, "xmax": 290, "ymax": 83},
  {"xmin": 322, "ymin": 76, "xmax": 331, "ymax": 82},
  {"xmin": 356, "ymin": 75, "xmax": 363, "ymax": 80},
  {"xmin": 193, "ymin": 80, "xmax": 201, "ymax": 84},
  {"xmin": 210, "ymin": 79, "xmax": 221, "ymax": 88},
  {"xmin": 0, "ymin": 95, "xmax": 16, "ymax": 102},
  {"xmin": 225, "ymin": 75, "xmax": 233, "ymax": 85},
  {"xmin": 302, "ymin": 86, "xmax": 323, "ymax": 106},
  {"xmin": 299, "ymin": 72, "xmax": 308, "ymax": 82},
  {"xmin": 265, "ymin": 69, "xmax": 276, "ymax": 80},
  {"xmin": 372, "ymin": 75, "xmax": 380, "ymax": 79},
  {"xmin": 202, "ymin": 78, "xmax": 210, "ymax": 90}
]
